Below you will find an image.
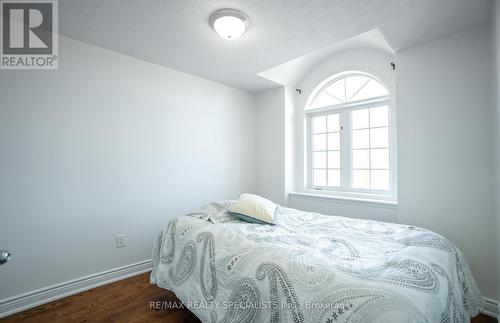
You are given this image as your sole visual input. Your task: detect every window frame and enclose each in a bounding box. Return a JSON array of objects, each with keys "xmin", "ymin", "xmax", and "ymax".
[{"xmin": 305, "ymin": 74, "xmax": 397, "ymax": 202}]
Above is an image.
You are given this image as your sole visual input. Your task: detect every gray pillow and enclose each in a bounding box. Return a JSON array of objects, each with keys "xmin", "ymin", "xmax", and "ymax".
[{"xmin": 229, "ymin": 212, "xmax": 275, "ymax": 225}]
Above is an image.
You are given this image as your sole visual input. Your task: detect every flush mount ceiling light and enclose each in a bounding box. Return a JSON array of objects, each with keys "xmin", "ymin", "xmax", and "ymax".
[{"xmin": 209, "ymin": 9, "xmax": 249, "ymax": 40}]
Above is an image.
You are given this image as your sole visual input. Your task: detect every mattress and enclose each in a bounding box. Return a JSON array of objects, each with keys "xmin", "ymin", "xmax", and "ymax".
[{"xmin": 151, "ymin": 202, "xmax": 483, "ymax": 323}]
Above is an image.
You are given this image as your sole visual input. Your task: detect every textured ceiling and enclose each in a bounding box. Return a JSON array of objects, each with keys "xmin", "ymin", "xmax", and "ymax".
[
  {"xmin": 59, "ymin": 0, "xmax": 491, "ymax": 93},
  {"xmin": 259, "ymin": 28, "xmax": 395, "ymax": 87}
]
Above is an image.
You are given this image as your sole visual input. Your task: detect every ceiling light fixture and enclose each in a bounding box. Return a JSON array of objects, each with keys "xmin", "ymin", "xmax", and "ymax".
[{"xmin": 209, "ymin": 9, "xmax": 249, "ymax": 40}]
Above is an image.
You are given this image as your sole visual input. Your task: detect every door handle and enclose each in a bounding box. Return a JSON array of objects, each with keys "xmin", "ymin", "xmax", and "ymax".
[{"xmin": 0, "ymin": 250, "xmax": 11, "ymax": 265}]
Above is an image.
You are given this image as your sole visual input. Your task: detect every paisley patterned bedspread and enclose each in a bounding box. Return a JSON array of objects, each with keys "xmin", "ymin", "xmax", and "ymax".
[{"xmin": 151, "ymin": 203, "xmax": 484, "ymax": 323}]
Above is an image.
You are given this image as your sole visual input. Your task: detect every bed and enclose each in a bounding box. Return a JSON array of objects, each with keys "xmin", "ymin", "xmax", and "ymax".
[{"xmin": 150, "ymin": 201, "xmax": 484, "ymax": 323}]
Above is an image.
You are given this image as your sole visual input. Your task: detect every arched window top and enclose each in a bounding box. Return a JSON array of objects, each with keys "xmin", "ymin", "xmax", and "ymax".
[{"xmin": 308, "ymin": 72, "xmax": 389, "ymax": 110}]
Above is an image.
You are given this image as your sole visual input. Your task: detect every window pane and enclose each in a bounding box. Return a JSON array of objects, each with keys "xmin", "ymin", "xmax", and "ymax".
[
  {"xmin": 327, "ymin": 169, "xmax": 340, "ymax": 187},
  {"xmin": 370, "ymin": 127, "xmax": 389, "ymax": 148},
  {"xmin": 324, "ymin": 79, "xmax": 345, "ymax": 102},
  {"xmin": 310, "ymin": 74, "xmax": 393, "ymax": 194},
  {"xmin": 352, "ymin": 109, "xmax": 369, "ymax": 129},
  {"xmin": 310, "ymin": 92, "xmax": 341, "ymax": 109},
  {"xmin": 313, "ymin": 152, "xmax": 326, "ymax": 168},
  {"xmin": 327, "ymin": 133, "xmax": 340, "ymax": 150},
  {"xmin": 370, "ymin": 106, "xmax": 388, "ymax": 128},
  {"xmin": 351, "ymin": 79, "xmax": 389, "ymax": 102},
  {"xmin": 352, "ymin": 129, "xmax": 369, "ymax": 149},
  {"xmin": 313, "ymin": 169, "xmax": 327, "ymax": 187},
  {"xmin": 371, "ymin": 148, "xmax": 389, "ymax": 169},
  {"xmin": 352, "ymin": 170, "xmax": 370, "ymax": 189},
  {"xmin": 312, "ymin": 116, "xmax": 326, "ymax": 134},
  {"xmin": 352, "ymin": 149, "xmax": 369, "ymax": 169},
  {"xmin": 346, "ymin": 75, "xmax": 370, "ymax": 102},
  {"xmin": 371, "ymin": 170, "xmax": 389, "ymax": 190},
  {"xmin": 313, "ymin": 134, "xmax": 326, "ymax": 151},
  {"xmin": 327, "ymin": 114, "xmax": 340, "ymax": 132},
  {"xmin": 327, "ymin": 151, "xmax": 340, "ymax": 169}
]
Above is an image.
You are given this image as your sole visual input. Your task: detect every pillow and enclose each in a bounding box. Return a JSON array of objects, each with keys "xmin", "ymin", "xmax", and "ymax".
[{"xmin": 229, "ymin": 194, "xmax": 277, "ymax": 225}]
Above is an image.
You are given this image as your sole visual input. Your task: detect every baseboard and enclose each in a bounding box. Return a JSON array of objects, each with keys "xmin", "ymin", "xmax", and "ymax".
[
  {"xmin": 482, "ymin": 297, "xmax": 499, "ymax": 318},
  {"xmin": 0, "ymin": 259, "xmax": 152, "ymax": 318}
]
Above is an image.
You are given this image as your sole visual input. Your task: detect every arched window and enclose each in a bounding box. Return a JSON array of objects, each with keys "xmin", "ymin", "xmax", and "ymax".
[
  {"xmin": 309, "ymin": 73, "xmax": 389, "ymax": 110},
  {"xmin": 306, "ymin": 72, "xmax": 395, "ymax": 200}
]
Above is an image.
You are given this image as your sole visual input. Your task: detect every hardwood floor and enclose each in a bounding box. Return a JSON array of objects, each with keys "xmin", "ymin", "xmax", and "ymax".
[
  {"xmin": 1, "ymin": 273, "xmax": 200, "ymax": 323},
  {"xmin": 1, "ymin": 272, "xmax": 496, "ymax": 323}
]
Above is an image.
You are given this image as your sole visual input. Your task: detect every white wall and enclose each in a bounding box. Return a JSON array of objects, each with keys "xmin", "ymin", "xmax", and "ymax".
[
  {"xmin": 255, "ymin": 84, "xmax": 297, "ymax": 206},
  {"xmin": 256, "ymin": 88, "xmax": 286, "ymax": 205},
  {"xmin": 255, "ymin": 86, "xmax": 299, "ymax": 207},
  {"xmin": 284, "ymin": 86, "xmax": 297, "ymax": 205},
  {"xmin": 0, "ymin": 36, "xmax": 256, "ymax": 300},
  {"xmin": 397, "ymin": 26, "xmax": 497, "ymax": 300},
  {"xmin": 492, "ymin": 0, "xmax": 500, "ymax": 307}
]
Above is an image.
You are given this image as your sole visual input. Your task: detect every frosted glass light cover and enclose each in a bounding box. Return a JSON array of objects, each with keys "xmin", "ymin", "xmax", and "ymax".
[{"xmin": 210, "ymin": 9, "xmax": 249, "ymax": 40}]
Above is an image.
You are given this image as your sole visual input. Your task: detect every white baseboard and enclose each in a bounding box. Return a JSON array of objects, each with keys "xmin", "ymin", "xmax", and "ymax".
[
  {"xmin": 0, "ymin": 259, "xmax": 152, "ymax": 318},
  {"xmin": 482, "ymin": 297, "xmax": 499, "ymax": 318}
]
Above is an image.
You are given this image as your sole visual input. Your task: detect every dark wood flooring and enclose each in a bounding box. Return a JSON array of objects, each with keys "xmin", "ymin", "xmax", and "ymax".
[{"xmin": 1, "ymin": 272, "xmax": 496, "ymax": 323}]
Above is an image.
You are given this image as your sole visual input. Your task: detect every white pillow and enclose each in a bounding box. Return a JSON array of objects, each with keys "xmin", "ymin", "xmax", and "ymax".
[{"xmin": 229, "ymin": 194, "xmax": 277, "ymax": 225}]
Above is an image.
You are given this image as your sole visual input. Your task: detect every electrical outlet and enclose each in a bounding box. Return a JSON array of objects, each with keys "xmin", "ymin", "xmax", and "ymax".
[{"xmin": 116, "ymin": 234, "xmax": 126, "ymax": 248}]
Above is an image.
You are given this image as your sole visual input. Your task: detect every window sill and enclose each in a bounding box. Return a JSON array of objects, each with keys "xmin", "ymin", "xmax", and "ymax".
[{"xmin": 289, "ymin": 191, "xmax": 398, "ymax": 209}]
